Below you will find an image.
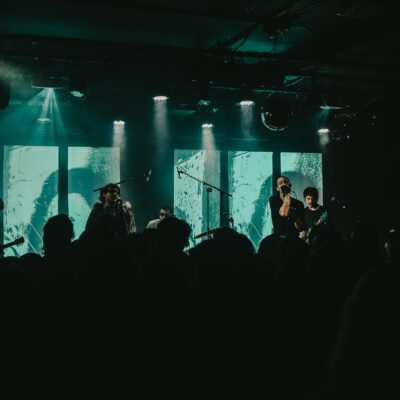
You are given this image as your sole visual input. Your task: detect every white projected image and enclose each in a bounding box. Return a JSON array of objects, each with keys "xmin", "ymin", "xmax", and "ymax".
[
  {"xmin": 228, "ymin": 151, "xmax": 273, "ymax": 249},
  {"xmin": 281, "ymin": 152, "xmax": 323, "ymax": 204},
  {"xmin": 3, "ymin": 146, "xmax": 59, "ymax": 256},
  {"xmin": 174, "ymin": 149, "xmax": 221, "ymax": 247}
]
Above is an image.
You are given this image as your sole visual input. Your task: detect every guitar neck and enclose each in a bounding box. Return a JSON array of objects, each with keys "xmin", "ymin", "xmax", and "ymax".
[{"xmin": 0, "ymin": 238, "xmax": 25, "ymax": 252}]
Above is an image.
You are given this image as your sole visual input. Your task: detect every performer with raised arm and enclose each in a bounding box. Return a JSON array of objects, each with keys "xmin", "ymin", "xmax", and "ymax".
[
  {"xmin": 85, "ymin": 183, "xmax": 136, "ymax": 239},
  {"xmin": 269, "ymin": 176, "xmax": 305, "ymax": 237}
]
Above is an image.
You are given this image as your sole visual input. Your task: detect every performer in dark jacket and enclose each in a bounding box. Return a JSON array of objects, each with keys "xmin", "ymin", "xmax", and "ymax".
[
  {"xmin": 85, "ymin": 183, "xmax": 136, "ymax": 240},
  {"xmin": 269, "ymin": 176, "xmax": 305, "ymax": 237}
]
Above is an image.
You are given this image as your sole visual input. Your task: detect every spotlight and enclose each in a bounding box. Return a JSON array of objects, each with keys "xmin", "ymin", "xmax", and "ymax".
[
  {"xmin": 237, "ymin": 86, "xmax": 255, "ymax": 106},
  {"xmin": 318, "ymin": 128, "xmax": 330, "ymax": 146},
  {"xmin": 197, "ymin": 99, "xmax": 212, "ymax": 107},
  {"xmin": 38, "ymin": 117, "xmax": 51, "ymax": 123},
  {"xmin": 261, "ymin": 96, "xmax": 293, "ymax": 132},
  {"xmin": 114, "ymin": 120, "xmax": 125, "ymax": 125},
  {"xmin": 196, "ymin": 80, "xmax": 212, "ymax": 107},
  {"xmin": 202, "ymin": 123, "xmax": 213, "ymax": 128},
  {"xmin": 69, "ymin": 78, "xmax": 87, "ymax": 98},
  {"xmin": 320, "ymin": 104, "xmax": 344, "ymax": 111},
  {"xmin": 240, "ymin": 100, "xmax": 255, "ymax": 106},
  {"xmin": 153, "ymin": 95, "xmax": 169, "ymax": 102},
  {"xmin": 0, "ymin": 79, "xmax": 10, "ymax": 110}
]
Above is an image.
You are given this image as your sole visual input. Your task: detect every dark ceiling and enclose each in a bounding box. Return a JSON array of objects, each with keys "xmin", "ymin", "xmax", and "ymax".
[{"xmin": 1, "ymin": 0, "xmax": 400, "ymax": 103}]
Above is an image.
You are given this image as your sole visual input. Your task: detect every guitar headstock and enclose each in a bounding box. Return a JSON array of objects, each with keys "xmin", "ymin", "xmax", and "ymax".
[{"xmin": 13, "ymin": 237, "xmax": 25, "ymax": 246}]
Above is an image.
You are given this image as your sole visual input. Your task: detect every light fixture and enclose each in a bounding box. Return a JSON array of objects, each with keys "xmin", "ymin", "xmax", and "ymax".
[
  {"xmin": 114, "ymin": 120, "xmax": 125, "ymax": 125},
  {"xmin": 318, "ymin": 128, "xmax": 330, "ymax": 134},
  {"xmin": 69, "ymin": 78, "xmax": 87, "ymax": 98},
  {"xmin": 196, "ymin": 80, "xmax": 212, "ymax": 106},
  {"xmin": 153, "ymin": 95, "xmax": 169, "ymax": 102},
  {"xmin": 237, "ymin": 86, "xmax": 255, "ymax": 106},
  {"xmin": 38, "ymin": 117, "xmax": 51, "ymax": 123},
  {"xmin": 239, "ymin": 100, "xmax": 255, "ymax": 106},
  {"xmin": 261, "ymin": 96, "xmax": 293, "ymax": 132},
  {"xmin": 202, "ymin": 123, "xmax": 213, "ymax": 128},
  {"xmin": 320, "ymin": 104, "xmax": 344, "ymax": 111}
]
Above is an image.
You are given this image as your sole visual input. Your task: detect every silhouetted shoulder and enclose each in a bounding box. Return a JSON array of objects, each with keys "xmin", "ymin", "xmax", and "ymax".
[
  {"xmin": 269, "ymin": 196, "xmax": 280, "ymax": 205},
  {"xmin": 291, "ymin": 198, "xmax": 304, "ymax": 208}
]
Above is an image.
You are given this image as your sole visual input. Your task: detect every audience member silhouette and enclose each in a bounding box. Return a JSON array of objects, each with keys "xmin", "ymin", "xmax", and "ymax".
[{"xmin": 1, "ymin": 212, "xmax": 399, "ymax": 399}]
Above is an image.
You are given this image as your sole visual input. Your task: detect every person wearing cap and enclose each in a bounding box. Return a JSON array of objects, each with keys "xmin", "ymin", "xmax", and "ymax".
[{"xmin": 85, "ymin": 183, "xmax": 136, "ymax": 240}]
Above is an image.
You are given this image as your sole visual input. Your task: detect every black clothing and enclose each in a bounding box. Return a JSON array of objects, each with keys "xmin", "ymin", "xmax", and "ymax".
[
  {"xmin": 304, "ymin": 205, "xmax": 327, "ymax": 232},
  {"xmin": 85, "ymin": 202, "xmax": 136, "ymax": 240},
  {"xmin": 269, "ymin": 196, "xmax": 305, "ymax": 237}
]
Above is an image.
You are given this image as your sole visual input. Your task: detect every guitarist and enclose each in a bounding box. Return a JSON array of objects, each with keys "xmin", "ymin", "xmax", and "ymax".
[
  {"xmin": 303, "ymin": 186, "xmax": 327, "ymax": 232},
  {"xmin": 269, "ymin": 176, "xmax": 305, "ymax": 237}
]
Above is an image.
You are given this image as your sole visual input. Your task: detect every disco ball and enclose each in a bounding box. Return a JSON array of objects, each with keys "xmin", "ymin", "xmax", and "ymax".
[{"xmin": 261, "ymin": 97, "xmax": 293, "ymax": 132}]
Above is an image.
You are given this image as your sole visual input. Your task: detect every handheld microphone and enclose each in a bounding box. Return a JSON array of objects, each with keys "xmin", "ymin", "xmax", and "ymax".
[{"xmin": 281, "ymin": 184, "xmax": 291, "ymax": 195}]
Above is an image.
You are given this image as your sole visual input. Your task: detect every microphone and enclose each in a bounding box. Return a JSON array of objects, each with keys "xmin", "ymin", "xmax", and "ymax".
[
  {"xmin": 116, "ymin": 198, "xmax": 124, "ymax": 207},
  {"xmin": 281, "ymin": 184, "xmax": 291, "ymax": 195},
  {"xmin": 146, "ymin": 170, "xmax": 152, "ymax": 182},
  {"xmin": 176, "ymin": 166, "xmax": 181, "ymax": 179}
]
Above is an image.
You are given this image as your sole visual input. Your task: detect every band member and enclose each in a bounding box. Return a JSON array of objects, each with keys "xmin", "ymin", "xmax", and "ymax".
[
  {"xmin": 269, "ymin": 176, "xmax": 305, "ymax": 237},
  {"xmin": 303, "ymin": 186, "xmax": 327, "ymax": 232},
  {"xmin": 0, "ymin": 197, "xmax": 4, "ymax": 211},
  {"xmin": 85, "ymin": 183, "xmax": 136, "ymax": 239},
  {"xmin": 147, "ymin": 204, "xmax": 173, "ymax": 229}
]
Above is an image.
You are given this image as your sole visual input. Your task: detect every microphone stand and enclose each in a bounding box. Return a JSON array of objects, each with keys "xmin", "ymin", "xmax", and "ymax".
[
  {"xmin": 92, "ymin": 170, "xmax": 151, "ymax": 192},
  {"xmin": 177, "ymin": 167, "xmax": 232, "ymax": 238}
]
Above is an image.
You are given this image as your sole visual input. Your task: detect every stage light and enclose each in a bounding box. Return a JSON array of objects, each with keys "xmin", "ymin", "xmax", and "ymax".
[
  {"xmin": 261, "ymin": 96, "xmax": 293, "ymax": 132},
  {"xmin": 197, "ymin": 99, "xmax": 212, "ymax": 106},
  {"xmin": 37, "ymin": 117, "xmax": 51, "ymax": 123},
  {"xmin": 237, "ymin": 86, "xmax": 255, "ymax": 106},
  {"xmin": 240, "ymin": 100, "xmax": 255, "ymax": 106},
  {"xmin": 318, "ymin": 128, "xmax": 330, "ymax": 134},
  {"xmin": 201, "ymin": 122, "xmax": 215, "ymax": 151},
  {"xmin": 0, "ymin": 79, "xmax": 10, "ymax": 110},
  {"xmin": 196, "ymin": 80, "xmax": 213, "ymax": 107},
  {"xmin": 153, "ymin": 95, "xmax": 169, "ymax": 102},
  {"xmin": 69, "ymin": 78, "xmax": 87, "ymax": 98},
  {"xmin": 114, "ymin": 120, "xmax": 125, "ymax": 125},
  {"xmin": 320, "ymin": 104, "xmax": 344, "ymax": 111}
]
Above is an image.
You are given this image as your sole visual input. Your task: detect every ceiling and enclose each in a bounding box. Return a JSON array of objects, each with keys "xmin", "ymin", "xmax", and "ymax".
[{"xmin": 1, "ymin": 0, "xmax": 400, "ymax": 103}]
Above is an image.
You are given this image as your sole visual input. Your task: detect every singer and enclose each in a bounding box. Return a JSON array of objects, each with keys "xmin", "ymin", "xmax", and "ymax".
[
  {"xmin": 85, "ymin": 183, "xmax": 136, "ymax": 239},
  {"xmin": 269, "ymin": 176, "xmax": 305, "ymax": 237}
]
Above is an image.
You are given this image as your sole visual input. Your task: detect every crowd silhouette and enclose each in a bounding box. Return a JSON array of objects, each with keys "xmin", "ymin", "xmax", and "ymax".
[{"xmin": 1, "ymin": 213, "xmax": 399, "ymax": 398}]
